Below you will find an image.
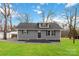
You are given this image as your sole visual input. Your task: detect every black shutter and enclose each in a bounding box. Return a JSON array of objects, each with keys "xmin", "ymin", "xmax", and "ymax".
[
  {"xmin": 46, "ymin": 30, "xmax": 47, "ymax": 36},
  {"xmin": 22, "ymin": 30, "xmax": 23, "ymax": 34}
]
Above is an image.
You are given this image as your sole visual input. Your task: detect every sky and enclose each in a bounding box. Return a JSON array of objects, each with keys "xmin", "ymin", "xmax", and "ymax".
[{"xmin": 0, "ymin": 3, "xmax": 79, "ymax": 26}]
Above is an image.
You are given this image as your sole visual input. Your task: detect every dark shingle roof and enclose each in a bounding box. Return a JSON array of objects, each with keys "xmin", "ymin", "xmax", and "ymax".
[{"xmin": 16, "ymin": 22, "xmax": 62, "ymax": 30}]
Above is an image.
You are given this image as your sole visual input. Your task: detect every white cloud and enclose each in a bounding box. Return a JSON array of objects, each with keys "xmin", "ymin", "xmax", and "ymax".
[
  {"xmin": 43, "ymin": 15, "xmax": 68, "ymax": 29},
  {"xmin": 0, "ymin": 3, "xmax": 1, "ymax": 6},
  {"xmin": 10, "ymin": 4, "xmax": 12, "ymax": 8},
  {"xmin": 11, "ymin": 11, "xmax": 18, "ymax": 18},
  {"xmin": 53, "ymin": 17, "xmax": 67, "ymax": 24},
  {"xmin": 39, "ymin": 3, "xmax": 48, "ymax": 5},
  {"xmin": 65, "ymin": 3, "xmax": 77, "ymax": 8},
  {"xmin": 43, "ymin": 16, "xmax": 67, "ymax": 23},
  {"xmin": 40, "ymin": 3, "xmax": 45, "ymax": 5},
  {"xmin": 34, "ymin": 9, "xmax": 42, "ymax": 14},
  {"xmin": 37, "ymin": 5, "xmax": 41, "ymax": 9},
  {"xmin": 52, "ymin": 16, "xmax": 79, "ymax": 29},
  {"xmin": 34, "ymin": 5, "xmax": 43, "ymax": 14},
  {"xmin": 0, "ymin": 8, "xmax": 4, "ymax": 13}
]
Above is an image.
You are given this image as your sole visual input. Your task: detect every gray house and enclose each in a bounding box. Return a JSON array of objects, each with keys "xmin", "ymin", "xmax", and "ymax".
[{"xmin": 16, "ymin": 22, "xmax": 62, "ymax": 42}]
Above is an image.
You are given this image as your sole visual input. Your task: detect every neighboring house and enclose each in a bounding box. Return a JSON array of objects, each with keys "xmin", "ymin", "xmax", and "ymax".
[
  {"xmin": 0, "ymin": 31, "xmax": 17, "ymax": 39},
  {"xmin": 9, "ymin": 31, "xmax": 17, "ymax": 38},
  {"xmin": 16, "ymin": 22, "xmax": 62, "ymax": 42}
]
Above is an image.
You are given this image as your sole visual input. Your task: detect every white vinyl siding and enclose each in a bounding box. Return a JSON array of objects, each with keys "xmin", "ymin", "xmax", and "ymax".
[{"xmin": 17, "ymin": 30, "xmax": 61, "ymax": 40}]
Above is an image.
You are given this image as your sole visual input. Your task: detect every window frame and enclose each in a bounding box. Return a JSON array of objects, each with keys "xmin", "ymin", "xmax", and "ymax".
[
  {"xmin": 46, "ymin": 30, "xmax": 56, "ymax": 36},
  {"xmin": 51, "ymin": 30, "xmax": 56, "ymax": 36},
  {"xmin": 21, "ymin": 30, "xmax": 27, "ymax": 34},
  {"xmin": 27, "ymin": 30, "xmax": 28, "ymax": 34},
  {"xmin": 46, "ymin": 30, "xmax": 50, "ymax": 36}
]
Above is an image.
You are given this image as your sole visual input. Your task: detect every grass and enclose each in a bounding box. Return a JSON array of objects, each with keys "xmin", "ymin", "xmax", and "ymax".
[{"xmin": 0, "ymin": 38, "xmax": 79, "ymax": 56}]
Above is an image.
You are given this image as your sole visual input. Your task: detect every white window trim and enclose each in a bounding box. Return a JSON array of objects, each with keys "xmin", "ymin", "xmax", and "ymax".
[
  {"xmin": 47, "ymin": 30, "xmax": 56, "ymax": 36},
  {"xmin": 39, "ymin": 23, "xmax": 49, "ymax": 28}
]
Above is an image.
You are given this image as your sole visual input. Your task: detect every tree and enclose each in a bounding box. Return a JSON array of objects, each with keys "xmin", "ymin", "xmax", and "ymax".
[
  {"xmin": 65, "ymin": 9, "xmax": 74, "ymax": 39},
  {"xmin": 17, "ymin": 13, "xmax": 32, "ymax": 23},
  {"xmin": 7, "ymin": 4, "xmax": 12, "ymax": 31},
  {"xmin": 73, "ymin": 8, "xmax": 78, "ymax": 44},
  {"xmin": 62, "ymin": 7, "xmax": 78, "ymax": 44},
  {"xmin": 40, "ymin": 10, "xmax": 54, "ymax": 23},
  {"xmin": 46, "ymin": 10, "xmax": 54, "ymax": 23},
  {"xmin": 0, "ymin": 3, "xmax": 12, "ymax": 39}
]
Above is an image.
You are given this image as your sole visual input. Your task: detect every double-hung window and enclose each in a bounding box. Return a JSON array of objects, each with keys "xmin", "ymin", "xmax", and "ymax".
[
  {"xmin": 51, "ymin": 30, "xmax": 56, "ymax": 36},
  {"xmin": 46, "ymin": 30, "xmax": 56, "ymax": 36},
  {"xmin": 21, "ymin": 30, "xmax": 27, "ymax": 34},
  {"xmin": 46, "ymin": 30, "xmax": 50, "ymax": 36}
]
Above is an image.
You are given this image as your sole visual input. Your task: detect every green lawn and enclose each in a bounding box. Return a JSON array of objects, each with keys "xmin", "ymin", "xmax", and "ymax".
[{"xmin": 0, "ymin": 38, "xmax": 79, "ymax": 56}]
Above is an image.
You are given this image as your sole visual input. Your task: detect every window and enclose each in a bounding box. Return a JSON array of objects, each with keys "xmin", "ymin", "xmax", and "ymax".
[
  {"xmin": 21, "ymin": 30, "xmax": 27, "ymax": 34},
  {"xmin": 27, "ymin": 30, "xmax": 28, "ymax": 34},
  {"xmin": 39, "ymin": 23, "xmax": 49, "ymax": 28},
  {"xmin": 51, "ymin": 30, "xmax": 56, "ymax": 36},
  {"xmin": 46, "ymin": 30, "xmax": 50, "ymax": 36},
  {"xmin": 46, "ymin": 30, "xmax": 56, "ymax": 36},
  {"xmin": 23, "ymin": 30, "xmax": 27, "ymax": 33}
]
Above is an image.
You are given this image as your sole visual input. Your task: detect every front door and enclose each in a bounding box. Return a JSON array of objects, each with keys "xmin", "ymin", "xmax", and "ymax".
[{"xmin": 38, "ymin": 32, "xmax": 41, "ymax": 38}]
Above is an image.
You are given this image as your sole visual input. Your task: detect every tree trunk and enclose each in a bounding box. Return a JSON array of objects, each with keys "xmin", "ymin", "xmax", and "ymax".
[
  {"xmin": 4, "ymin": 16, "xmax": 7, "ymax": 40},
  {"xmin": 73, "ymin": 8, "xmax": 77, "ymax": 44},
  {"xmin": 3, "ymin": 4, "xmax": 7, "ymax": 40},
  {"xmin": 68, "ymin": 10, "xmax": 73, "ymax": 39}
]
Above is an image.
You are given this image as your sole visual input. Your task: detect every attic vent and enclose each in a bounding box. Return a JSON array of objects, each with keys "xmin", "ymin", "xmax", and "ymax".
[{"xmin": 39, "ymin": 23, "xmax": 49, "ymax": 28}]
